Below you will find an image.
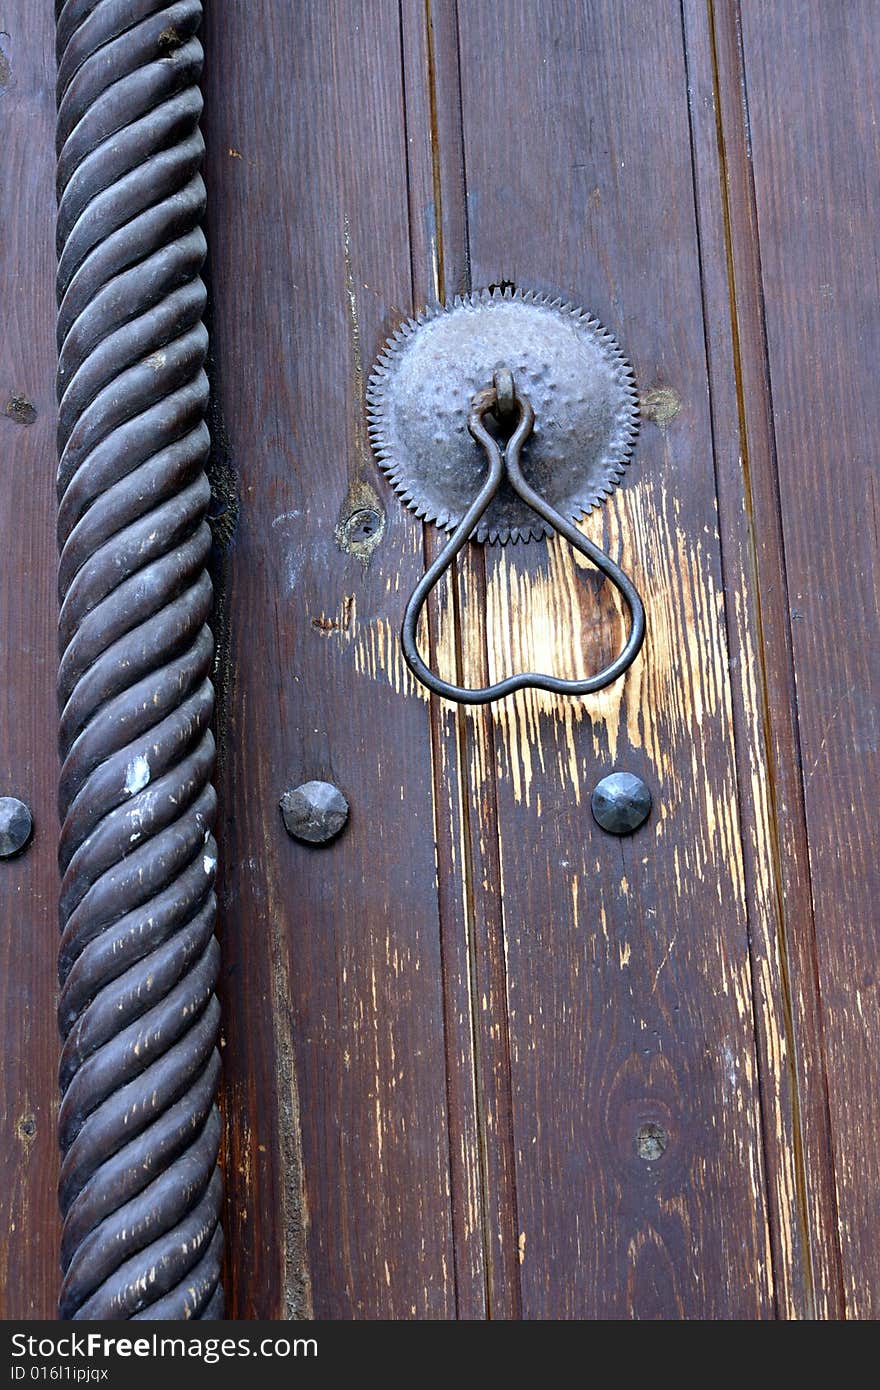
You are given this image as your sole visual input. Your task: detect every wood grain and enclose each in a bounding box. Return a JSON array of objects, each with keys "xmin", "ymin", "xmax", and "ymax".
[
  {"xmin": 455, "ymin": 0, "xmax": 775, "ymax": 1317},
  {"xmin": 0, "ymin": 3, "xmax": 61, "ymax": 1320},
  {"xmin": 200, "ymin": 0, "xmax": 457, "ymax": 1319},
  {"xmin": 682, "ymin": 0, "xmax": 844, "ymax": 1318},
  {"xmin": 738, "ymin": 0, "xmax": 880, "ymax": 1318},
  {"xmin": 2, "ymin": 0, "xmax": 875, "ymax": 1322},
  {"xmin": 400, "ymin": 0, "xmax": 523, "ymax": 1318}
]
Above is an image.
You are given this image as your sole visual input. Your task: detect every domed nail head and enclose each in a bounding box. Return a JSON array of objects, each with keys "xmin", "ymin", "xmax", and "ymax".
[
  {"xmin": 0, "ymin": 797, "xmax": 33, "ymax": 858},
  {"xmin": 280, "ymin": 781, "xmax": 349, "ymax": 845},
  {"xmin": 590, "ymin": 772, "xmax": 651, "ymax": 835}
]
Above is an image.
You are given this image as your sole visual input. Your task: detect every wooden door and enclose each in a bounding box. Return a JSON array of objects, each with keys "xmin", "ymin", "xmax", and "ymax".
[{"xmin": 1, "ymin": 1, "xmax": 877, "ymax": 1320}]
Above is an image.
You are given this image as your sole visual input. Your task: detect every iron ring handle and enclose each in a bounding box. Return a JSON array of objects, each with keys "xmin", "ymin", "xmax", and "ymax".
[{"xmin": 401, "ymin": 377, "xmax": 646, "ymax": 704}]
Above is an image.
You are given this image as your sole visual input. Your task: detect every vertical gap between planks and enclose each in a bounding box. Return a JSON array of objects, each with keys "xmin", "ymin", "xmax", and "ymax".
[
  {"xmin": 679, "ymin": 0, "xmax": 781, "ymax": 1315},
  {"xmin": 398, "ymin": 0, "xmax": 486, "ymax": 1318},
  {"xmin": 396, "ymin": 1, "xmax": 463, "ymax": 1319},
  {"xmin": 398, "ymin": 0, "xmax": 524, "ymax": 1317},
  {"xmin": 443, "ymin": 0, "xmax": 523, "ymax": 1317}
]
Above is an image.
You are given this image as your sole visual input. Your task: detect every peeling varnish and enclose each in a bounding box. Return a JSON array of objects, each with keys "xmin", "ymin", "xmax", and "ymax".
[
  {"xmin": 483, "ymin": 475, "xmax": 735, "ymax": 847},
  {"xmin": 479, "ymin": 465, "xmax": 767, "ymax": 1303},
  {"xmin": 312, "ymin": 592, "xmax": 357, "ymax": 640},
  {"xmin": 425, "ymin": 535, "xmax": 511, "ymax": 1296},
  {"xmin": 343, "ymin": 215, "xmax": 368, "ymax": 481},
  {"xmin": 728, "ymin": 576, "xmax": 802, "ymax": 1309},
  {"xmin": 0, "ymin": 1090, "xmax": 46, "ymax": 1301},
  {"xmin": 320, "ymin": 473, "xmax": 749, "ymax": 933},
  {"xmin": 325, "ymin": 475, "xmax": 738, "ymax": 888},
  {"xmin": 305, "ymin": 454, "xmax": 771, "ymax": 1300},
  {"xmin": 257, "ymin": 808, "xmax": 314, "ymax": 1319}
]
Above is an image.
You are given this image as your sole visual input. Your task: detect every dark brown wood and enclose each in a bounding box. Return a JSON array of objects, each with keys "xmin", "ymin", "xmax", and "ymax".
[
  {"xmin": 0, "ymin": 3, "xmax": 61, "ymax": 1320},
  {"xmin": 400, "ymin": 0, "xmax": 523, "ymax": 1318},
  {"xmin": 2, "ymin": 0, "xmax": 878, "ymax": 1322},
  {"xmin": 453, "ymin": 0, "xmax": 777, "ymax": 1319},
  {"xmin": 682, "ymin": 0, "xmax": 844, "ymax": 1318},
  {"xmin": 737, "ymin": 0, "xmax": 880, "ymax": 1319},
  {"xmin": 201, "ymin": 0, "xmax": 457, "ymax": 1319}
]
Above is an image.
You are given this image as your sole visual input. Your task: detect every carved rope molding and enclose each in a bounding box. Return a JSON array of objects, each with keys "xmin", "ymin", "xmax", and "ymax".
[{"xmin": 54, "ymin": 0, "xmax": 223, "ymax": 1319}]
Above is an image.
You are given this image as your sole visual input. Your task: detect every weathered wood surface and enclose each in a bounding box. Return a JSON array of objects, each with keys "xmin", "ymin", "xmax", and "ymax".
[
  {"xmin": 202, "ymin": 0, "xmax": 782, "ymax": 1319},
  {"xmin": 0, "ymin": 0, "xmax": 877, "ymax": 1320},
  {"xmin": 0, "ymin": 3, "xmax": 61, "ymax": 1318},
  {"xmin": 738, "ymin": 0, "xmax": 880, "ymax": 1319},
  {"xmin": 201, "ymin": 0, "xmax": 458, "ymax": 1320},
  {"xmin": 454, "ymin": 0, "xmax": 775, "ymax": 1319},
  {"xmin": 681, "ymin": 0, "xmax": 844, "ymax": 1319}
]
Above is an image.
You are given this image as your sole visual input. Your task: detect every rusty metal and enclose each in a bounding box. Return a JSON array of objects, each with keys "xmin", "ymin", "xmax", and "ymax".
[
  {"xmin": 55, "ymin": 0, "xmax": 223, "ymax": 1319},
  {"xmin": 366, "ymin": 287, "xmax": 639, "ymax": 544},
  {"xmin": 397, "ymin": 375, "xmax": 645, "ymax": 704}
]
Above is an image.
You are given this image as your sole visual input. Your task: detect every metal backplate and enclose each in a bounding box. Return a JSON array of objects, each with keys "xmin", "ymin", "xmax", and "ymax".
[{"xmin": 367, "ymin": 288, "xmax": 639, "ymax": 543}]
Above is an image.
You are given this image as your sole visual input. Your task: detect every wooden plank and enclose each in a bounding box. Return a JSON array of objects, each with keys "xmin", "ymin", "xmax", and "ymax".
[
  {"xmin": 0, "ymin": 4, "xmax": 61, "ymax": 1320},
  {"xmin": 739, "ymin": 0, "xmax": 880, "ymax": 1319},
  {"xmin": 399, "ymin": 0, "xmax": 523, "ymax": 1317},
  {"xmin": 455, "ymin": 0, "xmax": 775, "ymax": 1317},
  {"xmin": 400, "ymin": 0, "xmax": 487, "ymax": 1318},
  {"xmin": 681, "ymin": 0, "xmax": 844, "ymax": 1318},
  {"xmin": 2, "ymin": 0, "xmax": 868, "ymax": 1323},
  {"xmin": 201, "ymin": 0, "xmax": 456, "ymax": 1318}
]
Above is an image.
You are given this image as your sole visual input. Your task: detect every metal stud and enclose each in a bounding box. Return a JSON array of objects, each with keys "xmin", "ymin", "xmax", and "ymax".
[
  {"xmin": 280, "ymin": 781, "xmax": 350, "ymax": 845},
  {"xmin": 590, "ymin": 772, "xmax": 652, "ymax": 835},
  {"xmin": 0, "ymin": 797, "xmax": 33, "ymax": 858}
]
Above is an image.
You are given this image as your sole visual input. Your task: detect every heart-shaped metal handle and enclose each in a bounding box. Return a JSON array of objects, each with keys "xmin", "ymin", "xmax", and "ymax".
[{"xmin": 401, "ymin": 373, "xmax": 646, "ymax": 704}]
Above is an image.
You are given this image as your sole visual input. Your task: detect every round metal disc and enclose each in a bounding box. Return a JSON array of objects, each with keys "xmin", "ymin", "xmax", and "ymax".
[{"xmin": 366, "ymin": 288, "xmax": 639, "ymax": 543}]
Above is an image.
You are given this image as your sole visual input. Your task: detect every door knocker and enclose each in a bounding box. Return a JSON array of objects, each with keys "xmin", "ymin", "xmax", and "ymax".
[{"xmin": 367, "ymin": 287, "xmax": 645, "ymax": 704}]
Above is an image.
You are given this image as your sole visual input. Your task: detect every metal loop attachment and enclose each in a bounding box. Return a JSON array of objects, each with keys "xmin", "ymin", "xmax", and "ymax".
[{"xmin": 401, "ymin": 372, "xmax": 646, "ymax": 704}]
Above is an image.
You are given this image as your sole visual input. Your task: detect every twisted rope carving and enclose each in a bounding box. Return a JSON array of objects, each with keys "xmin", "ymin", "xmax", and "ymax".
[{"xmin": 55, "ymin": 0, "xmax": 223, "ymax": 1320}]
